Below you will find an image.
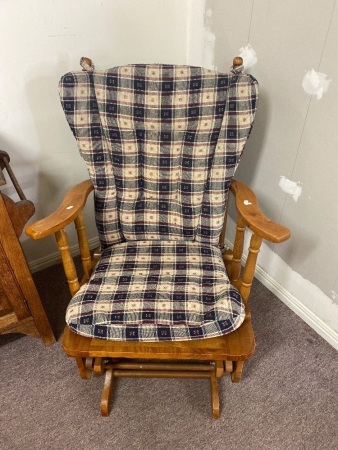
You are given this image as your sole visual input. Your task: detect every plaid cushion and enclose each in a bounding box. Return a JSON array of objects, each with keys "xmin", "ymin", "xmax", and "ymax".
[
  {"xmin": 66, "ymin": 241, "xmax": 245, "ymax": 341},
  {"xmin": 59, "ymin": 64, "xmax": 258, "ymax": 248},
  {"xmin": 60, "ymin": 63, "xmax": 258, "ymax": 341}
]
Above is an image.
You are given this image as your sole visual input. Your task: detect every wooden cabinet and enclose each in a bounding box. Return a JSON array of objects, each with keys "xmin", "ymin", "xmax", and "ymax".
[{"xmin": 0, "ymin": 151, "xmax": 55, "ymax": 345}]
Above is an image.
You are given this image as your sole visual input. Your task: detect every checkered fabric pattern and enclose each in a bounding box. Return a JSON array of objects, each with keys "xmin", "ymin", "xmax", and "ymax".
[
  {"xmin": 59, "ymin": 64, "xmax": 258, "ymax": 248},
  {"xmin": 66, "ymin": 241, "xmax": 245, "ymax": 341},
  {"xmin": 59, "ymin": 63, "xmax": 258, "ymax": 341}
]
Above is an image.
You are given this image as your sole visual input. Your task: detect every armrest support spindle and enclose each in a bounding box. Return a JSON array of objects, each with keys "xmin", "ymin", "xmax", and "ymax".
[
  {"xmin": 239, "ymin": 233, "xmax": 263, "ymax": 302},
  {"xmin": 55, "ymin": 229, "xmax": 80, "ymax": 296},
  {"xmin": 223, "ymin": 179, "xmax": 291, "ymax": 303}
]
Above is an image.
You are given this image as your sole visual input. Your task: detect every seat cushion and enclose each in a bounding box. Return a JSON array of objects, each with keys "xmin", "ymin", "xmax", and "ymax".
[{"xmin": 66, "ymin": 241, "xmax": 245, "ymax": 341}]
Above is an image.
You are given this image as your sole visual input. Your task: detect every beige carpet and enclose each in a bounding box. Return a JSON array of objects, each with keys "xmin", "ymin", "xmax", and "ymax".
[{"xmin": 1, "ymin": 261, "xmax": 338, "ymax": 450}]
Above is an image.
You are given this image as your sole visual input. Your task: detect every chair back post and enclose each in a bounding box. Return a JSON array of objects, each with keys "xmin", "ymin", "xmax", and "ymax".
[
  {"xmin": 228, "ymin": 215, "xmax": 246, "ymax": 289},
  {"xmin": 232, "ymin": 57, "xmax": 243, "ymax": 68},
  {"xmin": 74, "ymin": 212, "xmax": 93, "ymax": 282},
  {"xmin": 219, "ymin": 202, "xmax": 229, "ymax": 250}
]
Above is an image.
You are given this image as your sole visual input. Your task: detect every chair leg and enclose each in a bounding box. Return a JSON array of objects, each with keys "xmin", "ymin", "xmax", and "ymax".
[
  {"xmin": 224, "ymin": 360, "xmax": 233, "ymax": 374},
  {"xmin": 100, "ymin": 367, "xmax": 114, "ymax": 417},
  {"xmin": 215, "ymin": 360, "xmax": 224, "ymax": 378},
  {"xmin": 93, "ymin": 357, "xmax": 104, "ymax": 375},
  {"xmin": 210, "ymin": 372, "xmax": 220, "ymax": 419},
  {"xmin": 76, "ymin": 357, "xmax": 92, "ymax": 380},
  {"xmin": 231, "ymin": 360, "xmax": 244, "ymax": 383}
]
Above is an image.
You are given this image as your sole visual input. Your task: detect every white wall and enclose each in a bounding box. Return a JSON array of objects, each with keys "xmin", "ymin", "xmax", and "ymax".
[
  {"xmin": 0, "ymin": 0, "xmax": 189, "ymax": 263},
  {"xmin": 200, "ymin": 0, "xmax": 338, "ymax": 347},
  {"xmin": 1, "ymin": 0, "xmax": 337, "ymax": 348}
]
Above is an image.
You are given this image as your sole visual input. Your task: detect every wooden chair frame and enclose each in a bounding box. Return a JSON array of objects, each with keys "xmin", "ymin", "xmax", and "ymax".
[{"xmin": 26, "ymin": 178, "xmax": 289, "ymax": 417}]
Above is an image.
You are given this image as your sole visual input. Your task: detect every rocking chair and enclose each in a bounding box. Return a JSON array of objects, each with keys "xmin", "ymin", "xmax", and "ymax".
[{"xmin": 26, "ymin": 57, "xmax": 290, "ymax": 418}]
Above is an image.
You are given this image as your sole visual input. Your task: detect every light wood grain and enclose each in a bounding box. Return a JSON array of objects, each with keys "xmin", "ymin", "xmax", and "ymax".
[
  {"xmin": 26, "ymin": 179, "xmax": 93, "ymax": 239},
  {"xmin": 62, "ymin": 307, "xmax": 255, "ymax": 361},
  {"xmin": 0, "ymin": 193, "xmax": 55, "ymax": 345},
  {"xmin": 230, "ymin": 179, "xmax": 290, "ymax": 243}
]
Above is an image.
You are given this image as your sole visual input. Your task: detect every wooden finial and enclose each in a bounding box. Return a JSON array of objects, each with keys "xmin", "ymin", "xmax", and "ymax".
[
  {"xmin": 80, "ymin": 57, "xmax": 94, "ymax": 71},
  {"xmin": 0, "ymin": 150, "xmax": 10, "ymax": 170},
  {"xmin": 232, "ymin": 56, "xmax": 243, "ymax": 68},
  {"xmin": 0, "ymin": 150, "xmax": 26, "ymax": 198},
  {"xmin": 0, "ymin": 151, "xmax": 10, "ymax": 186}
]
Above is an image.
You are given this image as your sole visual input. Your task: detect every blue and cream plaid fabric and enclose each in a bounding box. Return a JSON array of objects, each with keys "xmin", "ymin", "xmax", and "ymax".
[
  {"xmin": 66, "ymin": 241, "xmax": 245, "ymax": 341},
  {"xmin": 59, "ymin": 63, "xmax": 258, "ymax": 341}
]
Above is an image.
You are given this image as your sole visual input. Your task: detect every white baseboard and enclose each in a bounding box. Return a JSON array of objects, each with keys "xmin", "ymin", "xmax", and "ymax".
[
  {"xmin": 224, "ymin": 237, "xmax": 338, "ymax": 351},
  {"xmin": 253, "ymin": 263, "xmax": 338, "ymax": 351},
  {"xmin": 29, "ymin": 237, "xmax": 100, "ymax": 273}
]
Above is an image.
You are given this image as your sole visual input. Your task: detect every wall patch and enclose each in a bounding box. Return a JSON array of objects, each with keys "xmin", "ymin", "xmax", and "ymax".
[
  {"xmin": 202, "ymin": 8, "xmax": 216, "ymax": 70},
  {"xmin": 302, "ymin": 69, "xmax": 331, "ymax": 100},
  {"xmin": 279, "ymin": 176, "xmax": 302, "ymax": 202},
  {"xmin": 238, "ymin": 44, "xmax": 257, "ymax": 70}
]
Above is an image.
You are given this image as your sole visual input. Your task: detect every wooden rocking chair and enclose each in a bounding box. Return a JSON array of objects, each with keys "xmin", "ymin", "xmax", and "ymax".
[{"xmin": 26, "ymin": 57, "xmax": 290, "ymax": 418}]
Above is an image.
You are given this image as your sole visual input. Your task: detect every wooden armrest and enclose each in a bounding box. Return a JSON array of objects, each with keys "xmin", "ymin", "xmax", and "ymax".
[
  {"xmin": 230, "ymin": 179, "xmax": 290, "ymax": 243},
  {"xmin": 26, "ymin": 179, "xmax": 94, "ymax": 240}
]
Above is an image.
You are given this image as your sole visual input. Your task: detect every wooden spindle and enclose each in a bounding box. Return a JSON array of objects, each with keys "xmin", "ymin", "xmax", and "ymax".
[
  {"xmin": 55, "ymin": 228, "xmax": 80, "ymax": 296},
  {"xmin": 0, "ymin": 151, "xmax": 26, "ymax": 199},
  {"xmin": 240, "ymin": 233, "xmax": 263, "ymax": 302},
  {"xmin": 74, "ymin": 212, "xmax": 92, "ymax": 282},
  {"xmin": 230, "ymin": 215, "xmax": 246, "ymax": 288}
]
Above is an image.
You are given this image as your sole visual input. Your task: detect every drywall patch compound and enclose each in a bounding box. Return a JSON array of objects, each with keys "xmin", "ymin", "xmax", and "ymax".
[
  {"xmin": 202, "ymin": 8, "xmax": 216, "ymax": 70},
  {"xmin": 238, "ymin": 44, "xmax": 257, "ymax": 70},
  {"xmin": 302, "ymin": 69, "xmax": 331, "ymax": 100},
  {"xmin": 279, "ymin": 176, "xmax": 302, "ymax": 201}
]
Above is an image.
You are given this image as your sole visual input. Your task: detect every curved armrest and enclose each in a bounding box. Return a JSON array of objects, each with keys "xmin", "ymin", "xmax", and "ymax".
[
  {"xmin": 230, "ymin": 179, "xmax": 290, "ymax": 243},
  {"xmin": 26, "ymin": 179, "xmax": 94, "ymax": 240}
]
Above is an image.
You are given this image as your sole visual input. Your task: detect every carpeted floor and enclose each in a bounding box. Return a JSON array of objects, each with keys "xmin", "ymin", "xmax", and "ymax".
[{"xmin": 1, "ymin": 260, "xmax": 338, "ymax": 450}]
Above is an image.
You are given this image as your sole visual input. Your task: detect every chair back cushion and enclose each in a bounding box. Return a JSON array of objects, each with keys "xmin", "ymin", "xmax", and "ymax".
[{"xmin": 59, "ymin": 64, "xmax": 258, "ymax": 248}]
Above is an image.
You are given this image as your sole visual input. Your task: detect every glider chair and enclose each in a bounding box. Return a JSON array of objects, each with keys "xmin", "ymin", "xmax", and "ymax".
[{"xmin": 26, "ymin": 57, "xmax": 290, "ymax": 418}]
